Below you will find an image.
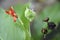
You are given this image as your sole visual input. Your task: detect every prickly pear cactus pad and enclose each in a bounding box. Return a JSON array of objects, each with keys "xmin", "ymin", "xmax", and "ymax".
[{"xmin": 0, "ymin": 2, "xmax": 60, "ymax": 40}]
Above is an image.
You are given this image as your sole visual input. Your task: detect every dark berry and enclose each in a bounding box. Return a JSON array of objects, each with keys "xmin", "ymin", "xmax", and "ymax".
[
  {"xmin": 41, "ymin": 28, "xmax": 48, "ymax": 34},
  {"xmin": 43, "ymin": 17, "xmax": 49, "ymax": 22},
  {"xmin": 48, "ymin": 22, "xmax": 56, "ymax": 29}
]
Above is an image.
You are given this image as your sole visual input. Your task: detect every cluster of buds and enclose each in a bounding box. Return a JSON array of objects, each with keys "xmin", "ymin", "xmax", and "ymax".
[
  {"xmin": 43, "ymin": 17, "xmax": 56, "ymax": 30},
  {"xmin": 5, "ymin": 6, "xmax": 18, "ymax": 22},
  {"xmin": 41, "ymin": 17, "xmax": 56, "ymax": 40}
]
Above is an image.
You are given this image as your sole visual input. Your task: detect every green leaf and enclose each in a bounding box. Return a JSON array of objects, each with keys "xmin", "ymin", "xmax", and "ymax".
[
  {"xmin": 0, "ymin": 8, "xmax": 26, "ymax": 40},
  {"xmin": 0, "ymin": 4, "xmax": 31, "ymax": 40}
]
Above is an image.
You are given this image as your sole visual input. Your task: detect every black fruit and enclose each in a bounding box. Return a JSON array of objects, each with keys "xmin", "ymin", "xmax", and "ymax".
[
  {"xmin": 41, "ymin": 28, "xmax": 48, "ymax": 34},
  {"xmin": 48, "ymin": 22, "xmax": 56, "ymax": 29},
  {"xmin": 43, "ymin": 17, "xmax": 49, "ymax": 22}
]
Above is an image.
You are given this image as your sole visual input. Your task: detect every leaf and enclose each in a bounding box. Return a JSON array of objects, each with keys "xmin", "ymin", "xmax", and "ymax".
[
  {"xmin": 0, "ymin": 8, "xmax": 26, "ymax": 40},
  {"xmin": 0, "ymin": 4, "xmax": 31, "ymax": 40}
]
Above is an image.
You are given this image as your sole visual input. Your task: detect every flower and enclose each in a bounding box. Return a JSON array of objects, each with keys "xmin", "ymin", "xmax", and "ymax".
[{"xmin": 5, "ymin": 6, "xmax": 18, "ymax": 22}]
